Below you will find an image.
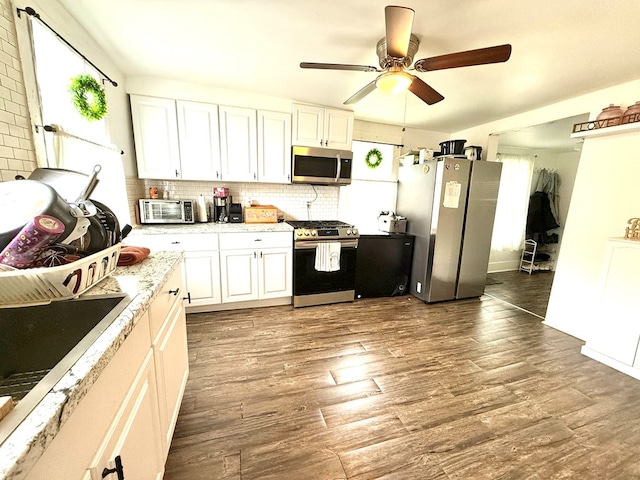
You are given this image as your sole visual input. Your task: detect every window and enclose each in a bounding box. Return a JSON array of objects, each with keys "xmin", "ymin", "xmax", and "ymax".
[{"xmin": 19, "ymin": 15, "xmax": 130, "ymax": 224}]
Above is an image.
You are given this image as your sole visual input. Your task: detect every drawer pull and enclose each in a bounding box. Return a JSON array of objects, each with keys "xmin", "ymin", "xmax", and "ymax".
[
  {"xmin": 171, "ymin": 241, "xmax": 181, "ymax": 244},
  {"xmin": 101, "ymin": 455, "xmax": 124, "ymax": 479},
  {"xmin": 169, "ymin": 288, "xmax": 180, "ymax": 296}
]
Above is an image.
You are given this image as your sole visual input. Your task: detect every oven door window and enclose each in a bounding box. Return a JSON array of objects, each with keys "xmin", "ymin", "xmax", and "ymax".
[{"xmin": 294, "ymin": 245, "xmax": 357, "ymax": 295}]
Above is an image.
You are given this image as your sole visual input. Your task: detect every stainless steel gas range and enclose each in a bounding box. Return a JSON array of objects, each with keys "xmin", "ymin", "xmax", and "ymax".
[{"xmin": 286, "ymin": 220, "xmax": 359, "ymax": 308}]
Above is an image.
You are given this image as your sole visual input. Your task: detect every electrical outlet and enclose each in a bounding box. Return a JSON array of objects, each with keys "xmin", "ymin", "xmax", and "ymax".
[{"xmin": 416, "ymin": 282, "xmax": 422, "ymax": 293}]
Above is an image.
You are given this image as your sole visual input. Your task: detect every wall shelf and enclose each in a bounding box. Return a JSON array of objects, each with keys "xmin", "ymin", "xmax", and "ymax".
[{"xmin": 571, "ymin": 119, "xmax": 640, "ymax": 139}]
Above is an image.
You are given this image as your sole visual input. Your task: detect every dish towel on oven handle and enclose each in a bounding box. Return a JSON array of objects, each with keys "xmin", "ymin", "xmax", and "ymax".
[{"xmin": 314, "ymin": 242, "xmax": 341, "ymax": 272}]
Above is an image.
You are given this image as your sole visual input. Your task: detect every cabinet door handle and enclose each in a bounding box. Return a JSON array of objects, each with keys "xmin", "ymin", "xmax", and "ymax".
[
  {"xmin": 169, "ymin": 288, "xmax": 180, "ymax": 296},
  {"xmin": 324, "ymin": 139, "xmax": 328, "ymax": 147},
  {"xmin": 216, "ymin": 171, "xmax": 220, "ymax": 179},
  {"xmin": 183, "ymin": 292, "xmax": 192, "ymax": 303},
  {"xmin": 101, "ymin": 455, "xmax": 124, "ymax": 480},
  {"xmin": 175, "ymin": 169, "xmax": 180, "ymax": 178},
  {"xmin": 253, "ymin": 251, "xmax": 257, "ymax": 258},
  {"xmin": 253, "ymin": 172, "xmax": 257, "ymax": 180},
  {"xmin": 319, "ymin": 139, "xmax": 323, "ymax": 146},
  {"xmin": 260, "ymin": 251, "xmax": 263, "ymax": 258}
]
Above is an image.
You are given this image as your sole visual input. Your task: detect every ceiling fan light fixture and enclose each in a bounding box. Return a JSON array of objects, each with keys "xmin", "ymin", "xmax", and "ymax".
[{"xmin": 376, "ymin": 71, "xmax": 413, "ymax": 95}]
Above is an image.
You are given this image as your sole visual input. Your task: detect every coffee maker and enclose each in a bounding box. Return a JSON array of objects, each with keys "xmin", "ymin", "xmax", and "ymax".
[{"xmin": 213, "ymin": 187, "xmax": 229, "ymax": 223}]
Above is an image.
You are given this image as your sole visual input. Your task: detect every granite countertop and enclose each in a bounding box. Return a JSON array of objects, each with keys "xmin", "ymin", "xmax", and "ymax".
[
  {"xmin": 0, "ymin": 250, "xmax": 184, "ymax": 480},
  {"xmin": 132, "ymin": 221, "xmax": 293, "ymax": 235}
]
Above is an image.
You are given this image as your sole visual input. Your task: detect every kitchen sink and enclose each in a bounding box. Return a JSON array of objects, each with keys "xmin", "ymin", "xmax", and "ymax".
[{"xmin": 0, "ymin": 293, "xmax": 131, "ymax": 444}]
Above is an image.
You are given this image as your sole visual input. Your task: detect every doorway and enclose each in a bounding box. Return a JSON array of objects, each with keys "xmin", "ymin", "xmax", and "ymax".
[{"xmin": 486, "ymin": 113, "xmax": 588, "ymax": 317}]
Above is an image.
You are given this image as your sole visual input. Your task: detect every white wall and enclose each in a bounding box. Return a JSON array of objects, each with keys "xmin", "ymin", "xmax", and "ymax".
[
  {"xmin": 453, "ymin": 78, "xmax": 640, "ymax": 340},
  {"xmin": 545, "ymin": 131, "xmax": 640, "ymax": 340}
]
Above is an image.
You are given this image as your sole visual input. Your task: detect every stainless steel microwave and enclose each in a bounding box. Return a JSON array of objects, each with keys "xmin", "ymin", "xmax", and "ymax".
[
  {"xmin": 138, "ymin": 199, "xmax": 194, "ymax": 224},
  {"xmin": 291, "ymin": 146, "xmax": 353, "ymax": 185}
]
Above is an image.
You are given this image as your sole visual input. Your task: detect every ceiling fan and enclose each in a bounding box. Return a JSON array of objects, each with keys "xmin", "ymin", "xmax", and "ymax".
[{"xmin": 300, "ymin": 5, "xmax": 512, "ymax": 106}]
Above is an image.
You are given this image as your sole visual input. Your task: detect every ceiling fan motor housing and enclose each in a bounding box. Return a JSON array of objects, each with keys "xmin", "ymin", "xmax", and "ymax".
[{"xmin": 376, "ymin": 34, "xmax": 420, "ymax": 69}]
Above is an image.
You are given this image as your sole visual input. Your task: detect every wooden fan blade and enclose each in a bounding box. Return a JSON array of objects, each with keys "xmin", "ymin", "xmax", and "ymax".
[
  {"xmin": 343, "ymin": 80, "xmax": 378, "ymax": 105},
  {"xmin": 385, "ymin": 6, "xmax": 414, "ymax": 58},
  {"xmin": 300, "ymin": 62, "xmax": 379, "ymax": 72},
  {"xmin": 408, "ymin": 76, "xmax": 444, "ymax": 105},
  {"xmin": 414, "ymin": 44, "xmax": 512, "ymax": 72}
]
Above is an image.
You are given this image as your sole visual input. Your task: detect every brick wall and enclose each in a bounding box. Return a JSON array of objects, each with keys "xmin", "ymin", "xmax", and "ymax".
[{"xmin": 0, "ymin": 0, "xmax": 36, "ymax": 182}]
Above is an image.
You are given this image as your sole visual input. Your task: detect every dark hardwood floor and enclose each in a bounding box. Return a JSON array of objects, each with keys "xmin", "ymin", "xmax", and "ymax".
[
  {"xmin": 484, "ymin": 270, "xmax": 554, "ymax": 318},
  {"xmin": 164, "ymin": 286, "xmax": 640, "ymax": 479}
]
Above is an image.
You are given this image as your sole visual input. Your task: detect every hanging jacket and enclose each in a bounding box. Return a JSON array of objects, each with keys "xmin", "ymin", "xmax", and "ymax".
[{"xmin": 526, "ymin": 191, "xmax": 559, "ymax": 235}]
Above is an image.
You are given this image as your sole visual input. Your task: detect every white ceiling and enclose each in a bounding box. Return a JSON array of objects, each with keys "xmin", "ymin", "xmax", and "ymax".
[{"xmin": 58, "ymin": 0, "xmax": 640, "ymax": 133}]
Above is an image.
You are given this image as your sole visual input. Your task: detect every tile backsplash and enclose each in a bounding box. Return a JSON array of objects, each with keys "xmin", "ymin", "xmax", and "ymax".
[
  {"xmin": 0, "ymin": 0, "xmax": 37, "ymax": 182},
  {"xmin": 128, "ymin": 178, "xmax": 340, "ymax": 222}
]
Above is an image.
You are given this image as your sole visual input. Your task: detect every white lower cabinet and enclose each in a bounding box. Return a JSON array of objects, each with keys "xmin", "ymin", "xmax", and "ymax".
[
  {"xmin": 149, "ymin": 263, "xmax": 190, "ymax": 456},
  {"xmin": 25, "ymin": 261, "xmax": 188, "ymax": 480},
  {"xmin": 219, "ymin": 232, "xmax": 292, "ymax": 304},
  {"xmin": 185, "ymin": 251, "xmax": 221, "ymax": 308},
  {"xmin": 88, "ymin": 349, "xmax": 164, "ymax": 480},
  {"xmin": 129, "ymin": 230, "xmax": 292, "ymax": 310},
  {"xmin": 126, "ymin": 233, "xmax": 222, "ymax": 310},
  {"xmin": 582, "ymin": 239, "xmax": 640, "ymax": 376}
]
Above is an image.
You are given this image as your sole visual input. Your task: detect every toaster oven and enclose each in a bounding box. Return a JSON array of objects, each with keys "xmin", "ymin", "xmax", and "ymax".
[{"xmin": 138, "ymin": 199, "xmax": 194, "ymax": 224}]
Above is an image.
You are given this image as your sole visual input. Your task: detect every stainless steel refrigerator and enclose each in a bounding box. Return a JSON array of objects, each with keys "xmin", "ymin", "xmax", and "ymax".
[{"xmin": 396, "ymin": 156, "xmax": 502, "ymax": 303}]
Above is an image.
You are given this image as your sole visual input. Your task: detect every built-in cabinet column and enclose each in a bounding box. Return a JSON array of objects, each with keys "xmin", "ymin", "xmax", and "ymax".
[{"xmin": 582, "ymin": 238, "xmax": 640, "ymax": 379}]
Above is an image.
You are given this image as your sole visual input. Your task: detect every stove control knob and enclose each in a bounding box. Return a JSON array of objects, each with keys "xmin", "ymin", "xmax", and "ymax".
[
  {"xmin": 304, "ymin": 230, "xmax": 310, "ymax": 236},
  {"xmin": 352, "ymin": 229, "xmax": 358, "ymax": 235},
  {"xmin": 346, "ymin": 229, "xmax": 352, "ymax": 235},
  {"xmin": 296, "ymin": 230, "xmax": 303, "ymax": 236},
  {"xmin": 311, "ymin": 230, "xmax": 317, "ymax": 236}
]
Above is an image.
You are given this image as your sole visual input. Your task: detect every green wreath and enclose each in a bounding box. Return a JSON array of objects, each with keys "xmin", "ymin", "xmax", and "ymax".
[
  {"xmin": 69, "ymin": 74, "xmax": 107, "ymax": 121},
  {"xmin": 364, "ymin": 148, "xmax": 383, "ymax": 169}
]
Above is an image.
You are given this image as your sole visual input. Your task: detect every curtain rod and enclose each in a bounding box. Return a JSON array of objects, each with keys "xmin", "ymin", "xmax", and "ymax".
[
  {"xmin": 38, "ymin": 124, "xmax": 124, "ymax": 155},
  {"xmin": 16, "ymin": 6, "xmax": 118, "ymax": 87}
]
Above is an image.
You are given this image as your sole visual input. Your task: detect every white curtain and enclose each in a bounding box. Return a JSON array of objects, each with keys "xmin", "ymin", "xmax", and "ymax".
[
  {"xmin": 491, "ymin": 153, "xmax": 535, "ymax": 251},
  {"xmin": 51, "ymin": 125, "xmax": 131, "ymax": 226}
]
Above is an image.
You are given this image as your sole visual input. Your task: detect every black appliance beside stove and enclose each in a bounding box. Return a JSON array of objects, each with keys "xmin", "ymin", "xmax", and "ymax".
[{"xmin": 286, "ymin": 220, "xmax": 359, "ymax": 307}]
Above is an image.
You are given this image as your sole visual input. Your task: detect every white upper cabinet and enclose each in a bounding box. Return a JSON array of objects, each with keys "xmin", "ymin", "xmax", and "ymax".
[
  {"xmin": 131, "ymin": 95, "xmax": 292, "ymax": 183},
  {"xmin": 131, "ymin": 95, "xmax": 221, "ymax": 181},
  {"xmin": 257, "ymin": 110, "xmax": 292, "ymax": 184},
  {"xmin": 219, "ymin": 105, "xmax": 258, "ymax": 182},
  {"xmin": 176, "ymin": 100, "xmax": 222, "ymax": 181},
  {"xmin": 324, "ymin": 108, "xmax": 354, "ymax": 150},
  {"xmin": 292, "ymin": 103, "xmax": 354, "ymax": 150},
  {"xmin": 130, "ymin": 95, "xmax": 181, "ymax": 180}
]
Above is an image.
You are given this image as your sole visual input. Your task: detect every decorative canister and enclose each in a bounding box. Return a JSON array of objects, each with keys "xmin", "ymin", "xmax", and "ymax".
[
  {"xmin": 596, "ymin": 104, "xmax": 624, "ymax": 126},
  {"xmin": 623, "ymin": 101, "xmax": 640, "ymax": 123}
]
